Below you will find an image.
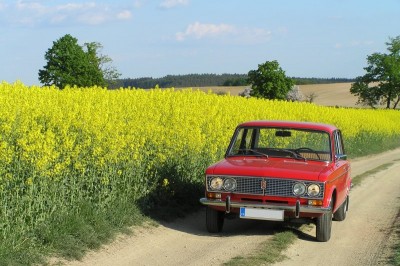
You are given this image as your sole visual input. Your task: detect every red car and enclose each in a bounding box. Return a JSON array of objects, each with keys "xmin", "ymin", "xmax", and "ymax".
[{"xmin": 200, "ymin": 120, "xmax": 351, "ymax": 242}]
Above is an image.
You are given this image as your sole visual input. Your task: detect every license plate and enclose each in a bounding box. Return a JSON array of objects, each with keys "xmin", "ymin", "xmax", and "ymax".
[{"xmin": 240, "ymin": 207, "xmax": 284, "ymax": 221}]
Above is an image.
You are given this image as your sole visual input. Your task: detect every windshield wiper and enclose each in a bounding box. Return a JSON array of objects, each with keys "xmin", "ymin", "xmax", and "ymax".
[
  {"xmin": 267, "ymin": 148, "xmax": 307, "ymax": 161},
  {"xmin": 235, "ymin": 149, "xmax": 269, "ymax": 158}
]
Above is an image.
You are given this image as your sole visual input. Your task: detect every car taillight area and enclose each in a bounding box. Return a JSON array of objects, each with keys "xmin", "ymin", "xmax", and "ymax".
[{"xmin": 206, "ymin": 175, "xmax": 325, "ymax": 199}]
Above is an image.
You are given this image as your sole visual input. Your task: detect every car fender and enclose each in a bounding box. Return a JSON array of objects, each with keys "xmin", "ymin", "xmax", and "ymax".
[{"xmin": 324, "ymin": 184, "xmax": 336, "ymax": 210}]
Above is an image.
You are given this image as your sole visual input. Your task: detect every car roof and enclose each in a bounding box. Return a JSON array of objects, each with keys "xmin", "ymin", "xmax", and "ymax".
[{"xmin": 237, "ymin": 120, "xmax": 338, "ymax": 133}]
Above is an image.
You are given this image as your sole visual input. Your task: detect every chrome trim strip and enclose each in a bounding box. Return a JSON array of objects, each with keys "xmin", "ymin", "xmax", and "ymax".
[
  {"xmin": 200, "ymin": 198, "xmax": 331, "ymax": 214},
  {"xmin": 327, "ymin": 167, "xmax": 350, "ymax": 184}
]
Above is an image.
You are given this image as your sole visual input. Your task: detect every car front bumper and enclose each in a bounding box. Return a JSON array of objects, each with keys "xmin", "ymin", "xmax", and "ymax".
[{"xmin": 200, "ymin": 196, "xmax": 331, "ymax": 218}]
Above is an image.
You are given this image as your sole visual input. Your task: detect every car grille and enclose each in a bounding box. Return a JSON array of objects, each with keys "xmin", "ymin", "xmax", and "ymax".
[{"xmin": 206, "ymin": 175, "xmax": 324, "ymax": 199}]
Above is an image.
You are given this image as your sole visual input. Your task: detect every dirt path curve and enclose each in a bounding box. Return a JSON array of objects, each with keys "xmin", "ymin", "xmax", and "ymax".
[{"xmin": 64, "ymin": 148, "xmax": 400, "ymax": 266}]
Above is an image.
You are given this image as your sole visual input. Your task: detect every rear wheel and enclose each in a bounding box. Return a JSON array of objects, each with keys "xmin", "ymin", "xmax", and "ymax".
[
  {"xmin": 333, "ymin": 195, "xmax": 348, "ymax": 221},
  {"xmin": 316, "ymin": 200, "xmax": 333, "ymax": 242},
  {"xmin": 206, "ymin": 207, "xmax": 225, "ymax": 233}
]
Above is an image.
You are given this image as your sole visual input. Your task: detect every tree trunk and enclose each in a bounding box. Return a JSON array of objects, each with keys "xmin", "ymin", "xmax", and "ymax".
[
  {"xmin": 387, "ymin": 91, "xmax": 391, "ymax": 108},
  {"xmin": 393, "ymin": 96, "xmax": 400, "ymax": 109}
]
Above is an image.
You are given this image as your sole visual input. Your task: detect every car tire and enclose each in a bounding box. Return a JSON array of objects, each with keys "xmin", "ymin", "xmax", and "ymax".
[
  {"xmin": 206, "ymin": 207, "xmax": 224, "ymax": 233},
  {"xmin": 333, "ymin": 195, "xmax": 348, "ymax": 221},
  {"xmin": 316, "ymin": 200, "xmax": 333, "ymax": 242}
]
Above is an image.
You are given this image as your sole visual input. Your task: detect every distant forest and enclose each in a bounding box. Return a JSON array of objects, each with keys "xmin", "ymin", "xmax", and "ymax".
[{"xmin": 111, "ymin": 74, "xmax": 355, "ymax": 89}]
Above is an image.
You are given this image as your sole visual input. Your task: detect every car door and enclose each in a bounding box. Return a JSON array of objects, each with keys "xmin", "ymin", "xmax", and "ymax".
[{"xmin": 333, "ymin": 130, "xmax": 350, "ymax": 209}]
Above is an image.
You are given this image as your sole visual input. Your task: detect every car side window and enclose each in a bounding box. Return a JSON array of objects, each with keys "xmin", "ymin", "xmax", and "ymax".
[{"xmin": 334, "ymin": 130, "xmax": 344, "ymax": 155}]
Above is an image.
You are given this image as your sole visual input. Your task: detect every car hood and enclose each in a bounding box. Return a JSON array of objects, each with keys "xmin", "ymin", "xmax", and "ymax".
[{"xmin": 206, "ymin": 157, "xmax": 332, "ymax": 181}]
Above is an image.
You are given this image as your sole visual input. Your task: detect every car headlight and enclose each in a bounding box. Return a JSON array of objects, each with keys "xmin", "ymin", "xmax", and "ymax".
[
  {"xmin": 307, "ymin": 184, "xmax": 321, "ymax": 197},
  {"xmin": 209, "ymin": 177, "xmax": 223, "ymax": 190},
  {"xmin": 293, "ymin": 182, "xmax": 306, "ymax": 196},
  {"xmin": 223, "ymin": 178, "xmax": 237, "ymax": 191}
]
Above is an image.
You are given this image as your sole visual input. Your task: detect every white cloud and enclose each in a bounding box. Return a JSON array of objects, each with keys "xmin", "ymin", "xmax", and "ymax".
[
  {"xmin": 16, "ymin": 1, "xmax": 46, "ymax": 12},
  {"xmin": 176, "ymin": 22, "xmax": 235, "ymax": 41},
  {"xmin": 5, "ymin": 1, "xmax": 132, "ymax": 27},
  {"xmin": 335, "ymin": 43, "xmax": 343, "ymax": 49},
  {"xmin": 239, "ymin": 27, "xmax": 272, "ymax": 44},
  {"xmin": 176, "ymin": 22, "xmax": 271, "ymax": 44},
  {"xmin": 77, "ymin": 13, "xmax": 108, "ymax": 25},
  {"xmin": 50, "ymin": 14, "xmax": 67, "ymax": 24},
  {"xmin": 117, "ymin": 10, "xmax": 132, "ymax": 20},
  {"xmin": 56, "ymin": 2, "xmax": 96, "ymax": 12},
  {"xmin": 0, "ymin": 2, "xmax": 7, "ymax": 11},
  {"xmin": 160, "ymin": 0, "xmax": 189, "ymax": 9},
  {"xmin": 133, "ymin": 0, "xmax": 145, "ymax": 8}
]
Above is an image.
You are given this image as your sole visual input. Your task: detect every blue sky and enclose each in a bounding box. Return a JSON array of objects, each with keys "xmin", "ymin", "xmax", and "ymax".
[{"xmin": 1, "ymin": 0, "xmax": 399, "ymax": 85}]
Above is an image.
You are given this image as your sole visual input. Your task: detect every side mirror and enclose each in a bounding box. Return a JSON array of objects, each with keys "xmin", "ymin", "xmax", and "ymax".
[{"xmin": 335, "ymin": 154, "xmax": 347, "ymax": 161}]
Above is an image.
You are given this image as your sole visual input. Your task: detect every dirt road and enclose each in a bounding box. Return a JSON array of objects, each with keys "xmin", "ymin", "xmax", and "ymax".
[{"xmin": 64, "ymin": 148, "xmax": 400, "ymax": 266}]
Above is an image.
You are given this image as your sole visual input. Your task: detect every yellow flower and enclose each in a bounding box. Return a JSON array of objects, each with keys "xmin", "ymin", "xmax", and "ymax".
[
  {"xmin": 1, "ymin": 80, "xmax": 400, "ymax": 237},
  {"xmin": 162, "ymin": 178, "xmax": 169, "ymax": 187},
  {"xmin": 25, "ymin": 177, "xmax": 33, "ymax": 186}
]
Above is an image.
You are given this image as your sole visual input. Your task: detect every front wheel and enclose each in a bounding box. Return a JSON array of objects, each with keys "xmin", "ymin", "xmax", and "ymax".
[
  {"xmin": 333, "ymin": 195, "xmax": 349, "ymax": 221},
  {"xmin": 316, "ymin": 201, "xmax": 333, "ymax": 242},
  {"xmin": 206, "ymin": 207, "xmax": 225, "ymax": 233}
]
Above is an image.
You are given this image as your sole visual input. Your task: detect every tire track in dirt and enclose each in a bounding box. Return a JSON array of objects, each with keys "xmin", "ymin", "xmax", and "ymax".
[{"xmin": 62, "ymin": 207, "xmax": 277, "ymax": 266}]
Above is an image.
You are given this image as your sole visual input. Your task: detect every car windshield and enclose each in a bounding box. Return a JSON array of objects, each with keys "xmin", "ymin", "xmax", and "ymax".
[{"xmin": 227, "ymin": 127, "xmax": 331, "ymax": 161}]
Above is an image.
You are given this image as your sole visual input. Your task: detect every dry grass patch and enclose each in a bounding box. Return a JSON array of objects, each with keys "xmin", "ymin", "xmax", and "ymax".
[{"xmin": 179, "ymin": 83, "xmax": 359, "ymax": 107}]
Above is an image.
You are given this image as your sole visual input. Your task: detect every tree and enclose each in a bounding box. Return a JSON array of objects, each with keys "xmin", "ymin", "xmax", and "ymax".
[
  {"xmin": 82, "ymin": 42, "xmax": 105, "ymax": 86},
  {"xmin": 350, "ymin": 36, "xmax": 400, "ymax": 109},
  {"xmin": 247, "ymin": 60, "xmax": 294, "ymax": 100},
  {"xmin": 39, "ymin": 34, "xmax": 120, "ymax": 89},
  {"xmin": 84, "ymin": 42, "xmax": 121, "ymax": 82}
]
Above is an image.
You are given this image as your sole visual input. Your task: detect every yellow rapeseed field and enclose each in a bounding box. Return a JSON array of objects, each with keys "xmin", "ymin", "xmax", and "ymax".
[{"xmin": 0, "ymin": 81, "xmax": 399, "ymax": 253}]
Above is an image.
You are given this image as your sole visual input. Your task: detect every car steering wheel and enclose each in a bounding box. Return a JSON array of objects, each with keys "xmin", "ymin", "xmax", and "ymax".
[{"xmin": 294, "ymin": 147, "xmax": 321, "ymax": 160}]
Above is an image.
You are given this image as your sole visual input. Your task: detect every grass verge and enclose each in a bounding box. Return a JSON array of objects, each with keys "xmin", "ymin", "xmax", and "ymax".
[
  {"xmin": 0, "ymin": 200, "xmax": 153, "ymax": 266},
  {"xmin": 224, "ymin": 230, "xmax": 297, "ymax": 266},
  {"xmin": 351, "ymin": 163, "xmax": 394, "ymax": 187}
]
